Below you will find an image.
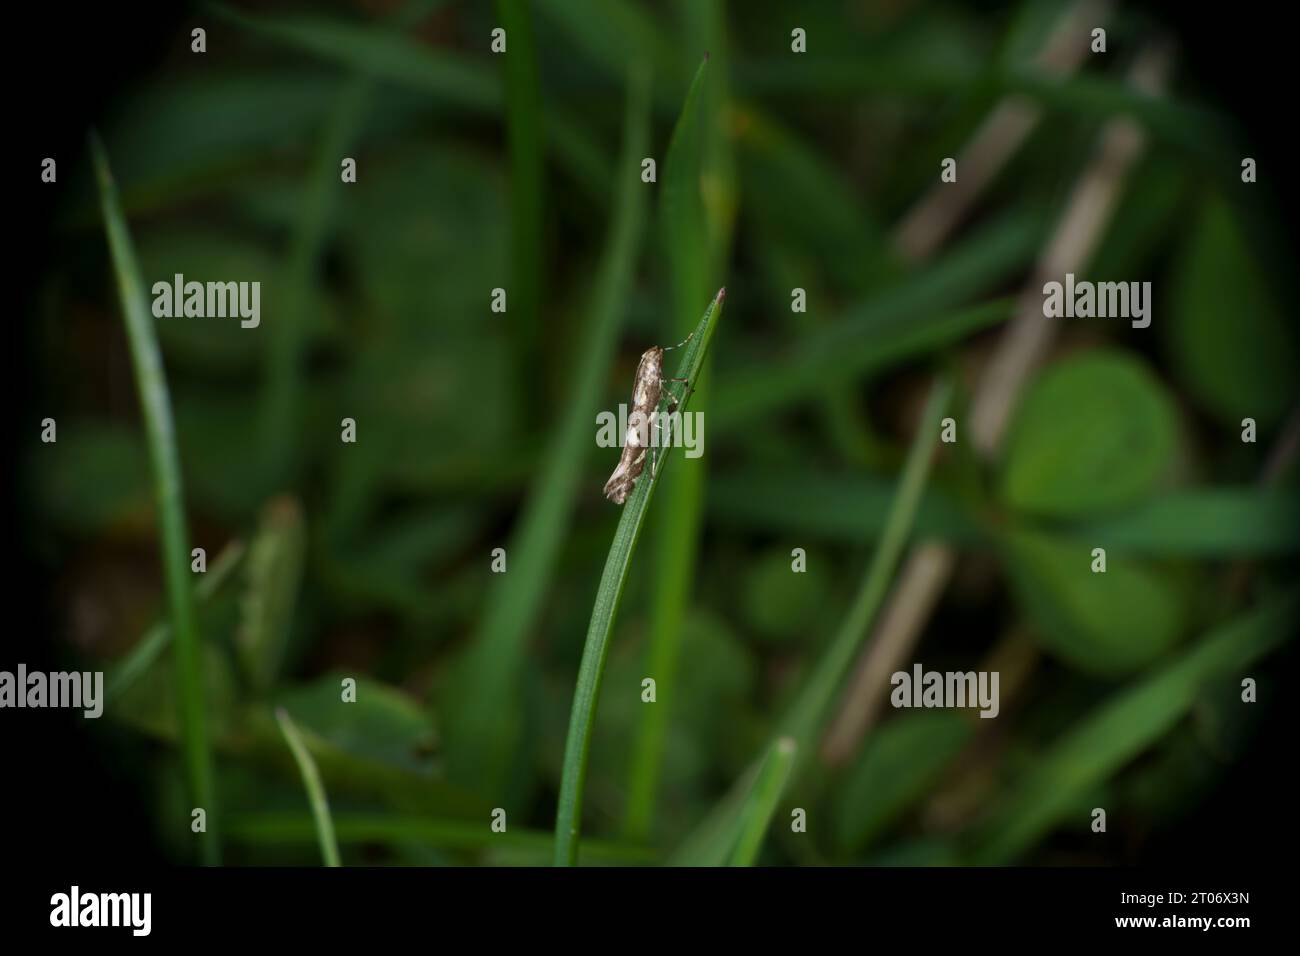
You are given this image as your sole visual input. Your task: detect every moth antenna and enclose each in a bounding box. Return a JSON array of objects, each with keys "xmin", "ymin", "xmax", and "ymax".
[{"xmin": 663, "ymin": 328, "xmax": 697, "ymax": 351}]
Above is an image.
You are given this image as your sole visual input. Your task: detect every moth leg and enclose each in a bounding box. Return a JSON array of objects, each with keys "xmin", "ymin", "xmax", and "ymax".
[
  {"xmin": 661, "ymin": 377, "xmax": 690, "ymax": 414},
  {"xmin": 653, "ymin": 406, "xmax": 686, "ymax": 479},
  {"xmin": 650, "ymin": 418, "xmax": 665, "ymax": 478},
  {"xmin": 652, "ymin": 440, "xmax": 673, "ymax": 480}
]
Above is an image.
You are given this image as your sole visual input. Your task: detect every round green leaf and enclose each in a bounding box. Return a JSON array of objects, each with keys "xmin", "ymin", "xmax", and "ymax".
[
  {"xmin": 1167, "ymin": 195, "xmax": 1299, "ymax": 427},
  {"xmin": 273, "ymin": 673, "xmax": 436, "ymax": 772},
  {"xmin": 1000, "ymin": 351, "xmax": 1179, "ymax": 518},
  {"xmin": 1003, "ymin": 530, "xmax": 1185, "ymax": 676}
]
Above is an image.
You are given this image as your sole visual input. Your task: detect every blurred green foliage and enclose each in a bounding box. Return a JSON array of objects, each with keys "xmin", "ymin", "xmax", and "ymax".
[{"xmin": 29, "ymin": 0, "xmax": 1298, "ymax": 865}]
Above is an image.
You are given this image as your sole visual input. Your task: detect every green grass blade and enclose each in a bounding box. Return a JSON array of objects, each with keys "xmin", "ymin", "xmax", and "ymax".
[
  {"xmin": 105, "ymin": 539, "xmax": 246, "ymax": 705},
  {"xmin": 623, "ymin": 51, "xmax": 713, "ymax": 841},
  {"xmin": 209, "ymin": 4, "xmax": 496, "ymax": 108},
  {"xmin": 732, "ymin": 56, "xmax": 1228, "ymax": 151},
  {"xmin": 779, "ymin": 378, "xmax": 954, "ymax": 746},
  {"xmin": 496, "ymin": 0, "xmax": 546, "ymax": 411},
  {"xmin": 442, "ymin": 66, "xmax": 652, "ymax": 799},
  {"xmin": 728, "ymin": 737, "xmax": 798, "ymax": 867},
  {"xmin": 671, "ymin": 376, "xmax": 952, "ymax": 865},
  {"xmin": 736, "ymin": 104, "xmax": 888, "ymax": 291},
  {"xmin": 637, "ymin": 14, "xmax": 738, "ymax": 845},
  {"xmin": 274, "ymin": 708, "xmax": 342, "ymax": 867},
  {"xmin": 261, "ymin": 77, "xmax": 371, "ymax": 487},
  {"xmin": 1005, "ymin": 68, "xmax": 1234, "ymax": 167},
  {"xmin": 709, "ymin": 479, "xmax": 1300, "ymax": 557},
  {"xmin": 712, "ymin": 210, "xmax": 1040, "ymax": 427},
  {"xmin": 237, "ymin": 498, "xmax": 306, "ymax": 694},
  {"xmin": 732, "ymin": 56, "xmax": 979, "ymax": 97},
  {"xmin": 208, "ymin": 3, "xmax": 609, "ymax": 197},
  {"xmin": 706, "ymin": 470, "xmax": 982, "ymax": 544},
  {"xmin": 660, "ymin": 55, "xmax": 711, "ymax": 325},
  {"xmin": 91, "ymin": 133, "xmax": 219, "ymax": 865},
  {"xmin": 554, "ymin": 287, "xmax": 727, "ymax": 866},
  {"xmin": 227, "ymin": 813, "xmax": 656, "ymax": 864},
  {"xmin": 968, "ymin": 593, "xmax": 1299, "ymax": 864},
  {"xmin": 535, "ymin": 0, "xmax": 683, "ymax": 108},
  {"xmin": 1069, "ymin": 489, "xmax": 1300, "ymax": 556},
  {"xmin": 261, "ymin": 0, "xmax": 447, "ymax": 485},
  {"xmin": 716, "ymin": 297, "xmax": 1009, "ymax": 429},
  {"xmin": 667, "ymin": 760, "xmax": 762, "ymax": 866}
]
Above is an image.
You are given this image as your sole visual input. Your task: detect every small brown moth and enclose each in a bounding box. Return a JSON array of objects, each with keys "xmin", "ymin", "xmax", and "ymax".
[{"xmin": 603, "ymin": 330, "xmax": 695, "ymax": 504}]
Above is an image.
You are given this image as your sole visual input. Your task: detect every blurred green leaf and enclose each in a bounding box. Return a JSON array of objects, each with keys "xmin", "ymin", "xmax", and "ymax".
[
  {"xmin": 136, "ymin": 230, "xmax": 331, "ymax": 373},
  {"xmin": 496, "ymin": 0, "xmax": 547, "ymax": 410},
  {"xmin": 717, "ymin": 295, "xmax": 1013, "ymax": 429},
  {"xmin": 342, "ymin": 147, "xmax": 509, "ymax": 330},
  {"xmin": 1168, "ymin": 194, "xmax": 1299, "ymax": 428},
  {"xmin": 80, "ymin": 72, "xmax": 351, "ymax": 217},
  {"xmin": 338, "ymin": 338, "xmax": 515, "ymax": 496},
  {"xmin": 1000, "ymin": 351, "xmax": 1180, "ymax": 519},
  {"xmin": 736, "ymin": 105, "xmax": 889, "ymax": 292},
  {"xmin": 536, "ymin": 0, "xmax": 682, "ymax": 105},
  {"xmin": 733, "ymin": 57, "xmax": 1230, "ymax": 165},
  {"xmin": 1088, "ymin": 156, "xmax": 1188, "ymax": 280},
  {"xmin": 28, "ymin": 422, "xmax": 149, "ymax": 532},
  {"xmin": 237, "ymin": 497, "xmax": 305, "ymax": 694},
  {"xmin": 673, "ymin": 379, "xmax": 952, "ymax": 864},
  {"xmin": 666, "ymin": 752, "xmax": 762, "ymax": 867},
  {"xmin": 968, "ymin": 593, "xmax": 1297, "ymax": 864},
  {"xmin": 107, "ymin": 539, "xmax": 247, "ymax": 706},
  {"xmin": 238, "ymin": 709, "xmax": 485, "ymax": 821},
  {"xmin": 739, "ymin": 548, "xmax": 832, "ymax": 643},
  {"xmin": 261, "ymin": 62, "xmax": 376, "ymax": 489},
  {"xmin": 714, "ymin": 209, "xmax": 1041, "ymax": 427},
  {"xmin": 272, "ymin": 673, "xmax": 435, "ymax": 774},
  {"xmin": 707, "ymin": 470, "xmax": 982, "ymax": 544},
  {"xmin": 1003, "ymin": 529, "xmax": 1185, "ymax": 676},
  {"xmin": 210, "ymin": 6, "xmax": 496, "ymax": 109},
  {"xmin": 728, "ymin": 736, "xmax": 798, "ymax": 866},
  {"xmin": 174, "ymin": 392, "xmax": 287, "ymax": 520},
  {"xmin": 228, "ymin": 812, "xmax": 655, "ymax": 864},
  {"xmin": 835, "ymin": 711, "xmax": 973, "ymax": 854},
  {"xmin": 1072, "ymin": 488, "xmax": 1300, "ymax": 557},
  {"xmin": 210, "ymin": 4, "xmax": 610, "ymax": 196},
  {"xmin": 866, "ymin": 838, "xmax": 961, "ymax": 866},
  {"xmin": 717, "ymin": 476, "xmax": 1294, "ymax": 556},
  {"xmin": 113, "ymin": 642, "xmax": 240, "ymax": 746},
  {"xmin": 588, "ymin": 608, "xmax": 757, "ymax": 828},
  {"xmin": 1006, "ymin": 69, "xmax": 1233, "ymax": 168}
]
